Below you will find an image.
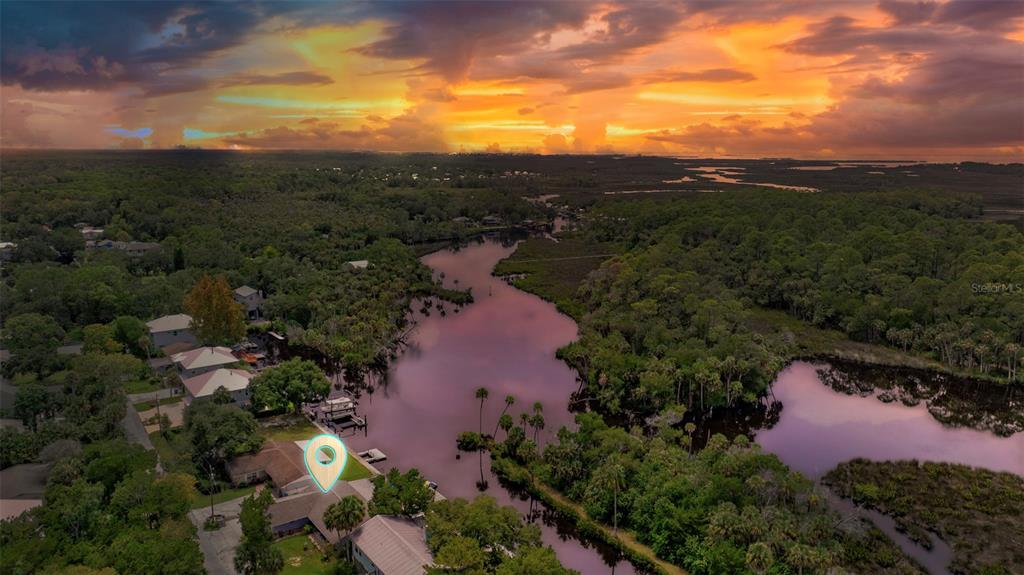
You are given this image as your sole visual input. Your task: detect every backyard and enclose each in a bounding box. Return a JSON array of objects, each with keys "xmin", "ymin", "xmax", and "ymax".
[{"xmin": 274, "ymin": 534, "xmax": 338, "ymax": 575}]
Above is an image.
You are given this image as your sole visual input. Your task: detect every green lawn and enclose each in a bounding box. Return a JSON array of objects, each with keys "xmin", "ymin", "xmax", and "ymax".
[
  {"xmin": 133, "ymin": 396, "xmax": 182, "ymax": 412},
  {"xmin": 261, "ymin": 417, "xmax": 322, "ymax": 442},
  {"xmin": 190, "ymin": 485, "xmax": 257, "ymax": 511},
  {"xmin": 274, "ymin": 535, "xmax": 337, "ymax": 575},
  {"xmin": 125, "ymin": 378, "xmax": 162, "ymax": 394},
  {"xmin": 341, "ymin": 456, "xmax": 372, "ymax": 481}
]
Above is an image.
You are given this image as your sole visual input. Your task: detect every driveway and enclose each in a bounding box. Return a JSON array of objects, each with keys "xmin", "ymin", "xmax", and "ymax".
[
  {"xmin": 189, "ymin": 493, "xmax": 249, "ymax": 575},
  {"xmin": 122, "ymin": 401, "xmax": 154, "ymax": 451},
  {"xmin": 127, "ymin": 387, "xmax": 179, "ymax": 403}
]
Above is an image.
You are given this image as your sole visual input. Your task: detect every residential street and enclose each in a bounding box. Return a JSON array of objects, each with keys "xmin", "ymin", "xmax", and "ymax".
[{"xmin": 189, "ymin": 494, "xmax": 248, "ymax": 575}]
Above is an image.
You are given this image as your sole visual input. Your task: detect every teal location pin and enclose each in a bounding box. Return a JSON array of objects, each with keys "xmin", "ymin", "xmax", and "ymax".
[{"xmin": 303, "ymin": 434, "xmax": 348, "ymax": 493}]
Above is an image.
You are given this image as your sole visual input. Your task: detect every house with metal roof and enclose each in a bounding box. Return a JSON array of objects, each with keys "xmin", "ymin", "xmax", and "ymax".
[
  {"xmin": 351, "ymin": 515, "xmax": 433, "ymax": 575},
  {"xmin": 146, "ymin": 313, "xmax": 197, "ymax": 348},
  {"xmin": 182, "ymin": 368, "xmax": 254, "ymax": 406},
  {"xmin": 171, "ymin": 346, "xmax": 239, "ymax": 378}
]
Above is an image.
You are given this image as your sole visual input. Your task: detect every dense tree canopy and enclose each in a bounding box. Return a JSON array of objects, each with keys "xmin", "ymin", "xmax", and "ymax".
[
  {"xmin": 426, "ymin": 495, "xmax": 576, "ymax": 575},
  {"xmin": 248, "ymin": 358, "xmax": 331, "ymax": 413},
  {"xmin": 0, "ymin": 439, "xmax": 203, "ymax": 575},
  {"xmin": 495, "ymin": 413, "xmax": 920, "ymax": 575},
  {"xmin": 368, "ymin": 468, "xmax": 435, "ymax": 518}
]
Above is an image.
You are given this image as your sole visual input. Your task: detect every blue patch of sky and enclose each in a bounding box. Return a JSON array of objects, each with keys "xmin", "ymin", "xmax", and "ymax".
[{"xmin": 107, "ymin": 127, "xmax": 153, "ymax": 138}]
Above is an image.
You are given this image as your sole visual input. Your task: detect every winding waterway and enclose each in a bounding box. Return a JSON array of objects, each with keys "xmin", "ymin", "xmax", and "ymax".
[
  {"xmin": 343, "ymin": 234, "xmax": 1022, "ymax": 575},
  {"xmin": 345, "ymin": 236, "xmax": 636, "ymax": 574}
]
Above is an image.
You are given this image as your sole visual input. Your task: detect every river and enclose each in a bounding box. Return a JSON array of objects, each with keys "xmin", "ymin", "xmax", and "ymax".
[
  {"xmin": 344, "ymin": 234, "xmax": 1022, "ymax": 575},
  {"xmin": 345, "ymin": 235, "xmax": 636, "ymax": 574}
]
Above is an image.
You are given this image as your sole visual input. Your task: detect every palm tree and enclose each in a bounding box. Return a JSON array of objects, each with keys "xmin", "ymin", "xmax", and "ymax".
[
  {"xmin": 745, "ymin": 542, "xmax": 774, "ymax": 575},
  {"xmin": 323, "ymin": 496, "xmax": 366, "ymax": 559},
  {"xmin": 519, "ymin": 412, "xmax": 530, "ymax": 433},
  {"xmin": 531, "ymin": 413, "xmax": 545, "ymax": 445},
  {"xmin": 498, "ymin": 414, "xmax": 514, "ymax": 440},
  {"xmin": 493, "ymin": 395, "xmax": 515, "ymax": 437},
  {"xmin": 594, "ymin": 457, "xmax": 626, "ymax": 535},
  {"xmin": 474, "ymin": 387, "xmax": 489, "ymax": 435}
]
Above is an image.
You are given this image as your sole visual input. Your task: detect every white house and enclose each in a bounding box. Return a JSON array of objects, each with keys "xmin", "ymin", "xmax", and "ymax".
[
  {"xmin": 146, "ymin": 314, "xmax": 197, "ymax": 348},
  {"xmin": 233, "ymin": 285, "xmax": 264, "ymax": 320},
  {"xmin": 346, "ymin": 259, "xmax": 370, "ymax": 270},
  {"xmin": 182, "ymin": 368, "xmax": 254, "ymax": 406},
  {"xmin": 171, "ymin": 346, "xmax": 238, "ymax": 379}
]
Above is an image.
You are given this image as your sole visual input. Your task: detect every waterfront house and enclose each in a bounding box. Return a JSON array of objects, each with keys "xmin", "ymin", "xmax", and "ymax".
[
  {"xmin": 171, "ymin": 346, "xmax": 238, "ymax": 379},
  {"xmin": 147, "ymin": 314, "xmax": 197, "ymax": 348},
  {"xmin": 269, "ymin": 480, "xmax": 366, "ymax": 542},
  {"xmin": 233, "ymin": 285, "xmax": 264, "ymax": 320},
  {"xmin": 350, "ymin": 515, "xmax": 433, "ymax": 575},
  {"xmin": 227, "ymin": 440, "xmax": 309, "ymax": 495},
  {"xmin": 182, "ymin": 368, "xmax": 254, "ymax": 407}
]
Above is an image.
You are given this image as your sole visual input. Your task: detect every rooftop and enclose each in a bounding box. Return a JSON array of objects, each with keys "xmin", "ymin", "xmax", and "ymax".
[
  {"xmin": 147, "ymin": 313, "xmax": 193, "ymax": 333},
  {"xmin": 172, "ymin": 346, "xmax": 237, "ymax": 371},
  {"xmin": 234, "ymin": 285, "xmax": 258, "ymax": 298},
  {"xmin": 183, "ymin": 368, "xmax": 253, "ymax": 398},
  {"xmin": 351, "ymin": 515, "xmax": 433, "ymax": 575}
]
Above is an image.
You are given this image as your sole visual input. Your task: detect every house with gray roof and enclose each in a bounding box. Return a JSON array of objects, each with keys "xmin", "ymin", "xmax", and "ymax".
[
  {"xmin": 351, "ymin": 515, "xmax": 433, "ymax": 575},
  {"xmin": 147, "ymin": 313, "xmax": 197, "ymax": 348}
]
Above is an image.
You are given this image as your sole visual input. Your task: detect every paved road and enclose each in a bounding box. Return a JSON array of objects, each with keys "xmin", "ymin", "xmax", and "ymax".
[
  {"xmin": 190, "ymin": 494, "xmax": 248, "ymax": 575},
  {"xmin": 126, "ymin": 387, "xmax": 178, "ymax": 403},
  {"xmin": 122, "ymin": 401, "xmax": 155, "ymax": 451}
]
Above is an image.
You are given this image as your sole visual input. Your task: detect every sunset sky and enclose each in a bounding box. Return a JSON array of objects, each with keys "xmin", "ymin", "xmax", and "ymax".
[{"xmin": 2, "ymin": 1, "xmax": 1022, "ymax": 160}]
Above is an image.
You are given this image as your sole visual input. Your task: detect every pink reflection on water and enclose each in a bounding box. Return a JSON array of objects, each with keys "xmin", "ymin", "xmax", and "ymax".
[
  {"xmin": 757, "ymin": 362, "xmax": 1024, "ymax": 477},
  {"xmin": 345, "ymin": 239, "xmax": 633, "ymax": 575}
]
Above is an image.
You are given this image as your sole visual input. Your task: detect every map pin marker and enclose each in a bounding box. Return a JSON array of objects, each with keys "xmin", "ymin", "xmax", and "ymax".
[{"xmin": 303, "ymin": 434, "xmax": 348, "ymax": 493}]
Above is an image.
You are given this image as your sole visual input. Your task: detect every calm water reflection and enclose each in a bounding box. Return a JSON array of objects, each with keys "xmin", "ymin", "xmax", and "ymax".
[
  {"xmin": 345, "ymin": 236, "xmax": 636, "ymax": 575},
  {"xmin": 342, "ymin": 234, "xmax": 1022, "ymax": 575},
  {"xmin": 756, "ymin": 362, "xmax": 1024, "ymax": 478}
]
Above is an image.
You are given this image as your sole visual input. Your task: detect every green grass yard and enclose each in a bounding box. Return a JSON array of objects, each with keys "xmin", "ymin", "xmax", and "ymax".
[
  {"xmin": 341, "ymin": 456, "xmax": 373, "ymax": 481},
  {"xmin": 261, "ymin": 417, "xmax": 321, "ymax": 441},
  {"xmin": 125, "ymin": 378, "xmax": 162, "ymax": 394},
  {"xmin": 274, "ymin": 535, "xmax": 337, "ymax": 575},
  {"xmin": 190, "ymin": 485, "xmax": 257, "ymax": 511}
]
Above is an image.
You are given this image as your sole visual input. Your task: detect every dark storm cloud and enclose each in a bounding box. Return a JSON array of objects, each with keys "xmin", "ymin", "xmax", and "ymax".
[
  {"xmin": 878, "ymin": 1, "xmax": 939, "ymax": 25},
  {"xmin": 354, "ymin": 1, "xmax": 592, "ymax": 82},
  {"xmin": 780, "ymin": 16, "xmax": 946, "ymax": 56},
  {"xmin": 878, "ymin": 0, "xmax": 1024, "ymax": 30},
  {"xmin": 0, "ymin": 1, "xmax": 295, "ymax": 92},
  {"xmin": 934, "ymin": 0, "xmax": 1024, "ymax": 31},
  {"xmin": 554, "ymin": 2, "xmax": 688, "ymax": 63}
]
